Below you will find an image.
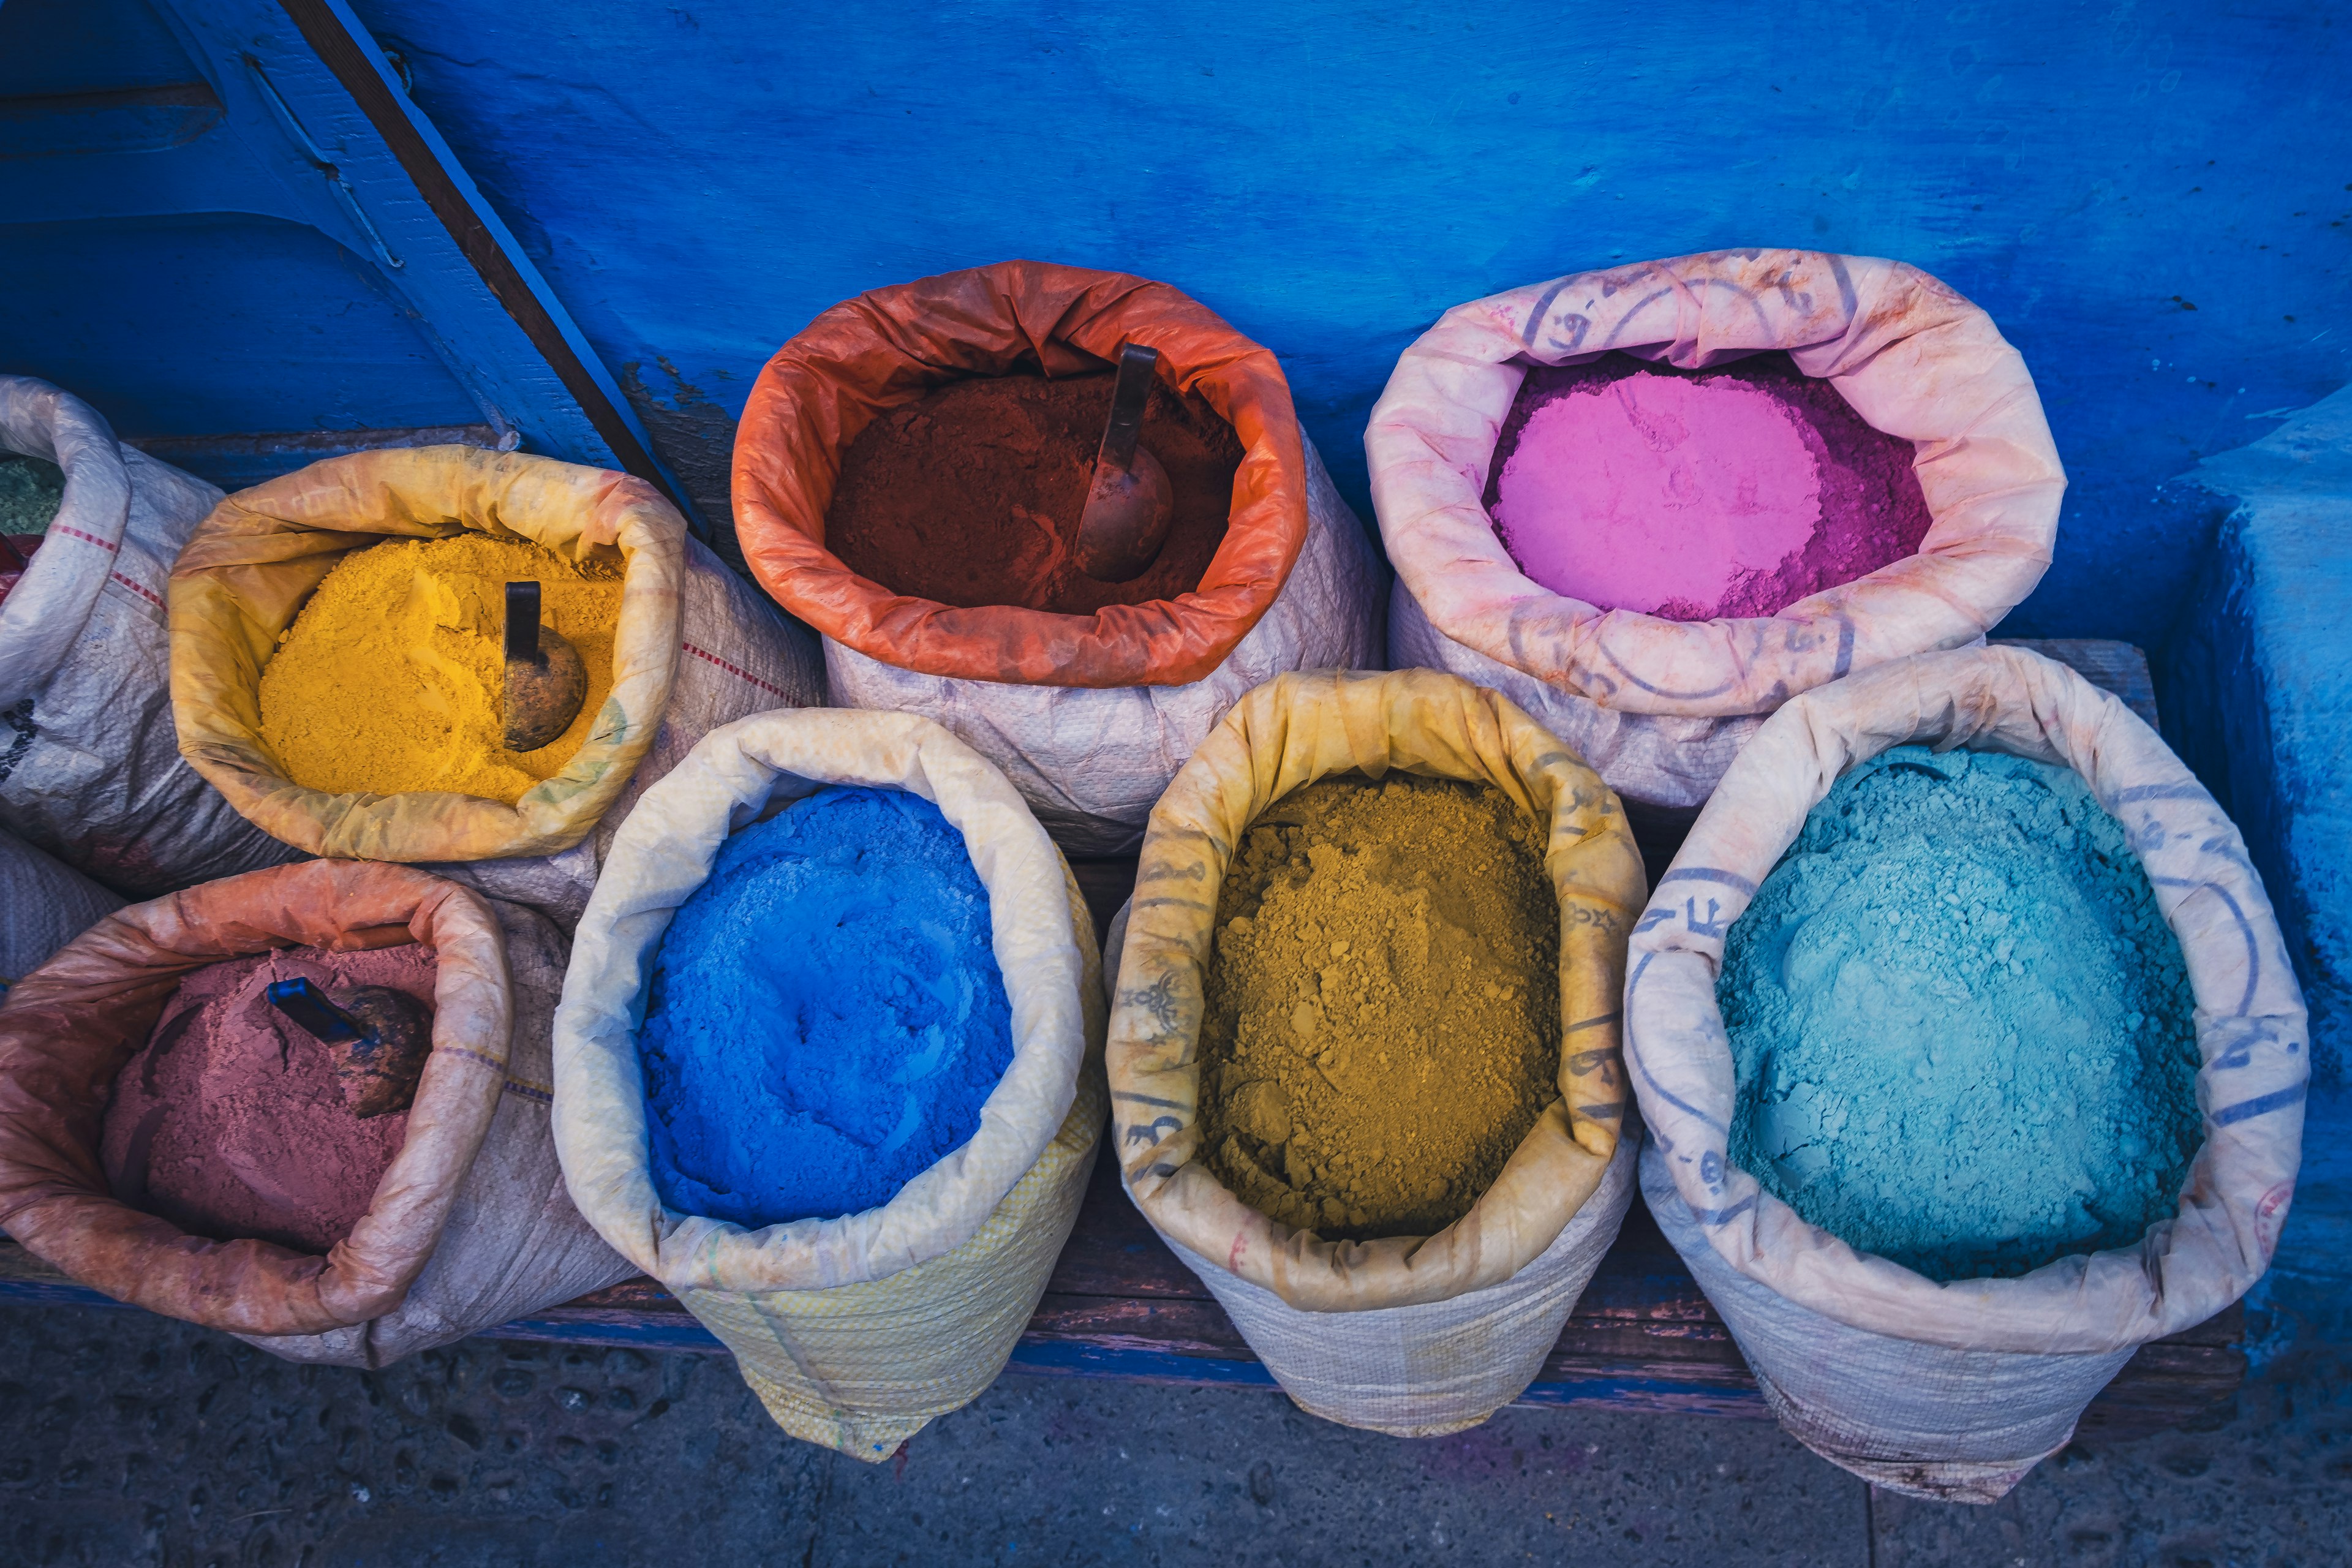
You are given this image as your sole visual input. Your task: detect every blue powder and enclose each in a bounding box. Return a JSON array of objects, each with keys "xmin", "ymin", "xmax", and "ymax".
[
  {"xmin": 1720, "ymin": 746, "xmax": 2203, "ymax": 1282},
  {"xmin": 638, "ymin": 786, "xmax": 1016, "ymax": 1226}
]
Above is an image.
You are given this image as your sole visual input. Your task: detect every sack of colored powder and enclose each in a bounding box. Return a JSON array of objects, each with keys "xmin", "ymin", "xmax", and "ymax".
[
  {"xmin": 0, "ymin": 376, "xmax": 302, "ymax": 895},
  {"xmin": 1624, "ymin": 646, "xmax": 2306, "ymax": 1502},
  {"xmin": 168, "ymin": 445, "xmax": 822, "ymax": 928},
  {"xmin": 1367, "ymin": 250, "xmax": 2064, "ymax": 831},
  {"xmin": 0, "ymin": 861, "xmax": 634, "ymax": 1365},
  {"xmin": 554, "ymin": 708, "xmax": 1104, "ymax": 1460},
  {"xmin": 1106, "ymin": 668, "xmax": 1648, "ymax": 1436},
  {"xmin": 732, "ymin": 260, "xmax": 1380, "ymax": 854}
]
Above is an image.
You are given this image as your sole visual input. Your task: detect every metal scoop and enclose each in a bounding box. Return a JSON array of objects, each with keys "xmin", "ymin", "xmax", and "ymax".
[
  {"xmin": 1072, "ymin": 342, "xmax": 1175, "ymax": 583},
  {"xmin": 266, "ymin": 976, "xmax": 435, "ymax": 1118},
  {"xmin": 502, "ymin": 580, "xmax": 586, "ymax": 752}
]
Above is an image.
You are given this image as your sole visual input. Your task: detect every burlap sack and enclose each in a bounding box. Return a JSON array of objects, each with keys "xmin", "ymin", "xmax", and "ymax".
[
  {"xmin": 1368, "ymin": 250, "xmax": 2064, "ymax": 818},
  {"xmin": 1107, "ymin": 669, "xmax": 1647, "ymax": 1434},
  {"xmin": 1625, "ymin": 646, "xmax": 2307, "ymax": 1500},
  {"xmin": 170, "ymin": 446, "xmax": 822, "ymax": 925},
  {"xmin": 554, "ymin": 709, "xmax": 1104, "ymax": 1458},
  {"xmin": 0, "ymin": 376, "xmax": 300, "ymax": 894},
  {"xmin": 733, "ymin": 261, "xmax": 1379, "ymax": 854},
  {"xmin": 0, "ymin": 861, "xmax": 631, "ymax": 1364}
]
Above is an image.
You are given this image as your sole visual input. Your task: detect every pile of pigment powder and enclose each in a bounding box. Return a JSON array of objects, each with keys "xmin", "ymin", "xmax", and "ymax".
[
  {"xmin": 1485, "ymin": 352, "xmax": 1935, "ymax": 620},
  {"xmin": 257, "ymin": 533, "xmax": 622, "ymax": 803},
  {"xmin": 101, "ymin": 943, "xmax": 434, "ymax": 1253},
  {"xmin": 825, "ymin": 372, "xmax": 1243, "ymax": 614},
  {"xmin": 0, "ymin": 454, "xmax": 61, "ymax": 611},
  {"xmin": 1198, "ymin": 774, "xmax": 1561, "ymax": 1240},
  {"xmin": 637, "ymin": 786, "xmax": 1017, "ymax": 1226},
  {"xmin": 1719, "ymin": 745, "xmax": 2203, "ymax": 1282}
]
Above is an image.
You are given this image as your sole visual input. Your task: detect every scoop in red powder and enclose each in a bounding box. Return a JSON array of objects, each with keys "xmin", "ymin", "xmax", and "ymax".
[
  {"xmin": 824, "ymin": 372, "xmax": 1241, "ymax": 615},
  {"xmin": 101, "ymin": 944, "xmax": 436, "ymax": 1254},
  {"xmin": 1485, "ymin": 352, "xmax": 1934, "ymax": 620}
]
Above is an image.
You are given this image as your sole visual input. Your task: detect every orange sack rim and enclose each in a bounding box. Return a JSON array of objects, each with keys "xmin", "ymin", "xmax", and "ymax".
[
  {"xmin": 732, "ymin": 260, "xmax": 1311, "ymax": 689},
  {"xmin": 0, "ymin": 861, "xmax": 511, "ymax": 1338}
]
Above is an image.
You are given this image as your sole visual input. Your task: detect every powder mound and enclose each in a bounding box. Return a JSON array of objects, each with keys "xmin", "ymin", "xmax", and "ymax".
[
  {"xmin": 101, "ymin": 943, "xmax": 435, "ymax": 1254},
  {"xmin": 1199, "ymin": 774, "xmax": 1561, "ymax": 1242},
  {"xmin": 824, "ymin": 372, "xmax": 1242, "ymax": 614},
  {"xmin": 1487, "ymin": 351, "xmax": 1934, "ymax": 621},
  {"xmin": 639, "ymin": 786, "xmax": 1017, "ymax": 1227},
  {"xmin": 258, "ymin": 533, "xmax": 623, "ymax": 804},
  {"xmin": 1720, "ymin": 745, "xmax": 2203, "ymax": 1283}
]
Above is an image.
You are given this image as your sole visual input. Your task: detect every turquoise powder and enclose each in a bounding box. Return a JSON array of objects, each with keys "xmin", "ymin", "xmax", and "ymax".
[
  {"xmin": 638, "ymin": 786, "xmax": 1016, "ymax": 1226},
  {"xmin": 1720, "ymin": 745, "xmax": 2203, "ymax": 1281}
]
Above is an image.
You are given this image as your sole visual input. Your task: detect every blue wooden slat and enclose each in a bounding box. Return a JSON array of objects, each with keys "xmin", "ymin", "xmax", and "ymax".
[
  {"xmin": 0, "ymin": 0, "xmax": 694, "ymax": 513},
  {"xmin": 0, "ymin": 1273, "xmax": 1772, "ymax": 1415}
]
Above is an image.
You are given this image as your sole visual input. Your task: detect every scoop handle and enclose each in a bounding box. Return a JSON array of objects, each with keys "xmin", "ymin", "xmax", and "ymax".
[
  {"xmin": 1096, "ymin": 343, "xmax": 1160, "ymax": 475},
  {"xmin": 267, "ymin": 976, "xmax": 368, "ymax": 1045},
  {"xmin": 505, "ymin": 581, "xmax": 541, "ymax": 663}
]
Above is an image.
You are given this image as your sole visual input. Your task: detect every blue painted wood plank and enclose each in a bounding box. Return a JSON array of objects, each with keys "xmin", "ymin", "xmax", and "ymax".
[{"xmin": 0, "ymin": 0, "xmax": 685, "ymax": 503}]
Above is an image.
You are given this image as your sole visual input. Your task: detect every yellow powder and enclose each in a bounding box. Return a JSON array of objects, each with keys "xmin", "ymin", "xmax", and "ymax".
[
  {"xmin": 258, "ymin": 533, "xmax": 624, "ymax": 803},
  {"xmin": 1198, "ymin": 774, "xmax": 1561, "ymax": 1241}
]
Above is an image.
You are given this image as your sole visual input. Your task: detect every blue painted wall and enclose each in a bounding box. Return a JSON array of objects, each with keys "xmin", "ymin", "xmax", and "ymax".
[
  {"xmin": 2161, "ymin": 390, "xmax": 2352, "ymax": 1353},
  {"xmin": 349, "ymin": 0, "xmax": 2351, "ymax": 648}
]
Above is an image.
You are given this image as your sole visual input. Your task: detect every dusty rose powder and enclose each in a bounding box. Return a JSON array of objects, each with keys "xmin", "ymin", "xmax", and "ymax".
[
  {"xmin": 101, "ymin": 944, "xmax": 435, "ymax": 1254},
  {"xmin": 1486, "ymin": 352, "xmax": 1935, "ymax": 620}
]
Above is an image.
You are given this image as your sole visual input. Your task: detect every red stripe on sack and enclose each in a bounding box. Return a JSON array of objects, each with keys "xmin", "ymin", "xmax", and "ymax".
[
  {"xmin": 50, "ymin": 524, "xmax": 119, "ymax": 553},
  {"xmin": 682, "ymin": 640, "xmax": 788, "ymax": 700},
  {"xmin": 109, "ymin": 571, "xmax": 165, "ymax": 611}
]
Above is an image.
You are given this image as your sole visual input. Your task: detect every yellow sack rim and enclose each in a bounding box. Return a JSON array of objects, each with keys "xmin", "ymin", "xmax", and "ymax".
[
  {"xmin": 1108, "ymin": 668, "xmax": 1646, "ymax": 1311},
  {"xmin": 168, "ymin": 446, "xmax": 685, "ymax": 862}
]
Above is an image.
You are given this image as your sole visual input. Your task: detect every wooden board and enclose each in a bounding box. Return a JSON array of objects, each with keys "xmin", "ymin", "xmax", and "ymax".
[
  {"xmin": 0, "ymin": 641, "xmax": 2242, "ymax": 1429},
  {"xmin": 0, "ymin": 1154, "xmax": 2243, "ymax": 1431}
]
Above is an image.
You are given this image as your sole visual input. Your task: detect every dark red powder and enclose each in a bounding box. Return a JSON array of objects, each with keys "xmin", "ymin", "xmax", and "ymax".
[
  {"xmin": 1483, "ymin": 352, "xmax": 1935, "ymax": 620},
  {"xmin": 824, "ymin": 373, "xmax": 1241, "ymax": 614},
  {"xmin": 0, "ymin": 534, "xmax": 42, "ymax": 612}
]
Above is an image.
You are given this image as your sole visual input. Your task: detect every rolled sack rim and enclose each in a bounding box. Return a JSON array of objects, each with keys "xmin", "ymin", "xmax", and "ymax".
[
  {"xmin": 0, "ymin": 860, "xmax": 513, "ymax": 1337},
  {"xmin": 0, "ymin": 375, "xmax": 135, "ymax": 709},
  {"xmin": 1622, "ymin": 644, "xmax": 2309, "ymax": 1355},
  {"xmin": 166, "ymin": 446, "xmax": 685, "ymax": 862},
  {"xmin": 1365, "ymin": 249, "xmax": 2066, "ymax": 720},
  {"xmin": 731, "ymin": 258, "xmax": 1312, "ymax": 690},
  {"xmin": 550, "ymin": 706, "xmax": 1101, "ymax": 1294},
  {"xmin": 1106, "ymin": 667, "xmax": 1649, "ymax": 1313}
]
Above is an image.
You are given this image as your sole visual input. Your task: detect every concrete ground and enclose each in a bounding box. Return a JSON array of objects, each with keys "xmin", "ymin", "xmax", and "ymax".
[{"xmin": 2, "ymin": 1302, "xmax": 2346, "ymax": 1568}]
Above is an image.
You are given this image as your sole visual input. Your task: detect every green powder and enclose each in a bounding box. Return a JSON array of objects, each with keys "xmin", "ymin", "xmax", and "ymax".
[
  {"xmin": 1721, "ymin": 745, "xmax": 2203, "ymax": 1282},
  {"xmin": 0, "ymin": 454, "xmax": 64, "ymax": 535}
]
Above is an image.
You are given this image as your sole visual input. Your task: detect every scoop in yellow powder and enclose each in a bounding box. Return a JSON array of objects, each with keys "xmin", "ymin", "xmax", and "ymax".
[{"xmin": 258, "ymin": 534, "xmax": 624, "ymax": 804}]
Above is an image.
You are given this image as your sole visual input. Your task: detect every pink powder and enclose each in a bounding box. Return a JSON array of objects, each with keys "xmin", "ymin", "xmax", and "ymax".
[
  {"xmin": 1486, "ymin": 353, "xmax": 1936, "ymax": 620},
  {"xmin": 101, "ymin": 944, "xmax": 436, "ymax": 1254}
]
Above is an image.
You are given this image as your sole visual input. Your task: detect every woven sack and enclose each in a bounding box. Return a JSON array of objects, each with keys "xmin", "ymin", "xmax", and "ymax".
[
  {"xmin": 0, "ymin": 827, "xmax": 123, "ymax": 989},
  {"xmin": 554, "ymin": 709, "xmax": 1104, "ymax": 1458},
  {"xmin": 733, "ymin": 261, "xmax": 1379, "ymax": 854},
  {"xmin": 0, "ymin": 861, "xmax": 631, "ymax": 1366},
  {"xmin": 1625, "ymin": 646, "xmax": 2307, "ymax": 1501},
  {"xmin": 0, "ymin": 376, "xmax": 299, "ymax": 894},
  {"xmin": 1369, "ymin": 249, "xmax": 2063, "ymax": 821},
  {"xmin": 170, "ymin": 446, "xmax": 821, "ymax": 927},
  {"xmin": 1107, "ymin": 668, "xmax": 1646, "ymax": 1434}
]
